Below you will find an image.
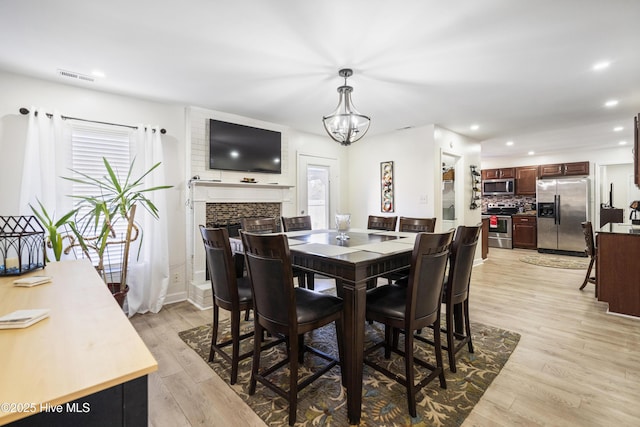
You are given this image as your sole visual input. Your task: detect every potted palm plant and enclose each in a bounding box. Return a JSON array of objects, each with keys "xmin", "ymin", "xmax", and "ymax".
[{"xmin": 64, "ymin": 157, "xmax": 171, "ymax": 306}]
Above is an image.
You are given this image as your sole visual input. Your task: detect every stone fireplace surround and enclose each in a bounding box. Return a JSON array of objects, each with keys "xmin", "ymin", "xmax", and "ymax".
[{"xmin": 188, "ymin": 181, "xmax": 294, "ymax": 308}]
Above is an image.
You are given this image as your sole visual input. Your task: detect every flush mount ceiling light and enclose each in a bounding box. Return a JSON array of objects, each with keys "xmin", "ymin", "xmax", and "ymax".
[{"xmin": 322, "ymin": 68, "xmax": 371, "ymax": 146}]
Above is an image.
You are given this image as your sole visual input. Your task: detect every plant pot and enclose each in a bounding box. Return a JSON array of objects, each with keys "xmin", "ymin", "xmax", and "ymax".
[{"xmin": 107, "ymin": 283, "xmax": 129, "ymax": 308}]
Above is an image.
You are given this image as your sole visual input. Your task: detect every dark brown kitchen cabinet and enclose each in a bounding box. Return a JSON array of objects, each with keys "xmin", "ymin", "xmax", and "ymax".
[
  {"xmin": 538, "ymin": 161, "xmax": 589, "ymax": 178},
  {"xmin": 481, "ymin": 167, "xmax": 515, "ymax": 180},
  {"xmin": 515, "ymin": 166, "xmax": 538, "ymax": 195},
  {"xmin": 512, "ymin": 215, "xmax": 537, "ymax": 249}
]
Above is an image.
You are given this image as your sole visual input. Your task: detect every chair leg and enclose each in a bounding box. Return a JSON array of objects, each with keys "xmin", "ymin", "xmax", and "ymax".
[
  {"xmin": 579, "ymin": 257, "xmax": 595, "ymax": 290},
  {"xmin": 384, "ymin": 325, "xmax": 393, "ymax": 359},
  {"xmin": 404, "ymin": 330, "xmax": 417, "ymax": 418},
  {"xmin": 248, "ymin": 323, "xmax": 262, "ymax": 396},
  {"xmin": 209, "ymin": 304, "xmax": 219, "ymax": 362},
  {"xmin": 230, "ymin": 310, "xmax": 241, "ymax": 385},
  {"xmin": 445, "ymin": 304, "xmax": 457, "ymax": 373},
  {"xmin": 433, "ymin": 315, "xmax": 447, "ymax": 389},
  {"xmin": 244, "ymin": 309, "xmax": 250, "ymax": 321},
  {"xmin": 464, "ymin": 300, "xmax": 474, "ymax": 354},
  {"xmin": 335, "ymin": 318, "xmax": 346, "ymax": 387},
  {"xmin": 288, "ymin": 334, "xmax": 299, "ymax": 426}
]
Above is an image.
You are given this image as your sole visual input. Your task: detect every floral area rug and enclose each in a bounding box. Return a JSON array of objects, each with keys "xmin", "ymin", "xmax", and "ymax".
[
  {"xmin": 519, "ymin": 254, "xmax": 590, "ymax": 269},
  {"xmin": 178, "ymin": 316, "xmax": 520, "ymax": 427}
]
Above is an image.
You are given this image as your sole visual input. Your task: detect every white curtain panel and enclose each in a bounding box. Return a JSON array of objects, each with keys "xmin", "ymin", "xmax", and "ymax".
[
  {"xmin": 127, "ymin": 125, "xmax": 170, "ymax": 316},
  {"xmin": 18, "ymin": 107, "xmax": 62, "ymax": 214}
]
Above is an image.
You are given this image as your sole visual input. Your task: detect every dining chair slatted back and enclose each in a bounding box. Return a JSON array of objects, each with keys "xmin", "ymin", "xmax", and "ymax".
[
  {"xmin": 364, "ymin": 230, "xmax": 454, "ymax": 417},
  {"xmin": 280, "ymin": 215, "xmax": 316, "ymax": 289},
  {"xmin": 240, "ymin": 217, "xmax": 278, "ymax": 234},
  {"xmin": 367, "ymin": 215, "xmax": 398, "ymax": 231},
  {"xmin": 241, "ymin": 231, "xmax": 344, "ymax": 426},
  {"xmin": 399, "ymin": 216, "xmax": 436, "ymax": 233},
  {"xmin": 281, "ymin": 215, "xmax": 312, "ymax": 232},
  {"xmin": 384, "ymin": 217, "xmax": 438, "ymax": 284}
]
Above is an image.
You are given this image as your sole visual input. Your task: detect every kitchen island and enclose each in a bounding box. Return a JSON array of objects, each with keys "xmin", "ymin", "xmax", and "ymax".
[
  {"xmin": 596, "ymin": 223, "xmax": 640, "ymax": 317},
  {"xmin": 0, "ymin": 259, "xmax": 157, "ymax": 426}
]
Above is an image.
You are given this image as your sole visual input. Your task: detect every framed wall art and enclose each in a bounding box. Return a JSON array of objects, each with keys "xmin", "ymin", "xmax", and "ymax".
[{"xmin": 380, "ymin": 161, "xmax": 394, "ymax": 212}]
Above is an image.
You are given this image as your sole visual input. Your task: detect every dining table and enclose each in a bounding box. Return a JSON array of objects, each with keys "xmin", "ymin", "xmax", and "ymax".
[{"xmin": 232, "ymin": 228, "xmax": 416, "ymax": 424}]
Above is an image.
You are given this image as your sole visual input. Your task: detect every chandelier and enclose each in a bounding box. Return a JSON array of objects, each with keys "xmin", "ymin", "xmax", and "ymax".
[{"xmin": 322, "ymin": 68, "xmax": 371, "ymax": 146}]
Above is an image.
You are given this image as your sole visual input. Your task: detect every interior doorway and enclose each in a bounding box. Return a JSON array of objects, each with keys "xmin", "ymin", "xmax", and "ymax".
[
  {"xmin": 441, "ymin": 152, "xmax": 461, "ymax": 230},
  {"xmin": 297, "ymin": 154, "xmax": 339, "ymax": 229}
]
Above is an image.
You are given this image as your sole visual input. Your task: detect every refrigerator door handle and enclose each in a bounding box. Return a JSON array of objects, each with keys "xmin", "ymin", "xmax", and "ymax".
[{"xmin": 555, "ymin": 194, "xmax": 560, "ymax": 225}]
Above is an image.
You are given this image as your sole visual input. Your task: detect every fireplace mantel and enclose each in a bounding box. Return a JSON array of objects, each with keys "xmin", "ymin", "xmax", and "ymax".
[
  {"xmin": 189, "ymin": 179, "xmax": 294, "ymax": 190},
  {"xmin": 187, "ymin": 179, "xmax": 295, "ymax": 309}
]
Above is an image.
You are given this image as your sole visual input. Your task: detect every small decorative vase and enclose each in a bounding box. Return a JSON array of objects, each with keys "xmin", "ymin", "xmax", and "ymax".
[{"xmin": 335, "ymin": 213, "xmax": 351, "ymax": 240}]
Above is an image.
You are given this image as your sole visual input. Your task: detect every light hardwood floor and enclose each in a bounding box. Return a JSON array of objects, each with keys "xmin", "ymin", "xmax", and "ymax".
[{"xmin": 130, "ymin": 248, "xmax": 640, "ymax": 426}]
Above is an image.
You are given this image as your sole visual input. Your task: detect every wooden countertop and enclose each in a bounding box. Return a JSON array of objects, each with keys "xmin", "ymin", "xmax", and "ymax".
[{"xmin": 0, "ymin": 259, "xmax": 157, "ymax": 425}]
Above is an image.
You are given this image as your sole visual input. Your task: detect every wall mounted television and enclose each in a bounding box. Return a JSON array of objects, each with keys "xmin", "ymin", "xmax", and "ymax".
[{"xmin": 208, "ymin": 119, "xmax": 281, "ymax": 173}]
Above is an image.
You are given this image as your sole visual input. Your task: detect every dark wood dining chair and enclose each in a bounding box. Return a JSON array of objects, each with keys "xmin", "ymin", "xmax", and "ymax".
[
  {"xmin": 579, "ymin": 221, "xmax": 597, "ymax": 296},
  {"xmin": 241, "ymin": 231, "xmax": 344, "ymax": 426},
  {"xmin": 240, "ymin": 217, "xmax": 278, "ymax": 234},
  {"xmin": 367, "ymin": 215, "xmax": 398, "ymax": 231},
  {"xmin": 384, "ymin": 217, "xmax": 438, "ymax": 284},
  {"xmin": 417, "ymin": 224, "xmax": 481, "ymax": 373},
  {"xmin": 399, "ymin": 216, "xmax": 436, "ymax": 233},
  {"xmin": 239, "ymin": 216, "xmax": 308, "ymax": 288},
  {"xmin": 364, "ymin": 229, "xmax": 454, "ymax": 417},
  {"xmin": 281, "ymin": 215, "xmax": 316, "ymax": 289},
  {"xmin": 281, "ymin": 215, "xmax": 312, "ymax": 232},
  {"xmin": 199, "ymin": 226, "xmax": 281, "ymax": 384}
]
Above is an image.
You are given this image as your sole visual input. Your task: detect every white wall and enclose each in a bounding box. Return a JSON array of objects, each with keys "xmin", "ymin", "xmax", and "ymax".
[
  {"xmin": 0, "ymin": 70, "xmax": 188, "ymax": 303},
  {"xmin": 347, "ymin": 124, "xmax": 482, "ymax": 231}
]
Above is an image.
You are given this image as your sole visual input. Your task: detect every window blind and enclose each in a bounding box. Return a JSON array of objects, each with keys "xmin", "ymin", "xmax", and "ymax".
[{"xmin": 69, "ymin": 123, "xmax": 133, "ymax": 276}]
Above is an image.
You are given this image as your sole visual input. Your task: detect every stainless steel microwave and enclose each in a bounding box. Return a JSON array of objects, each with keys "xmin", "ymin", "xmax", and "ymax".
[{"xmin": 482, "ymin": 178, "xmax": 515, "ymax": 196}]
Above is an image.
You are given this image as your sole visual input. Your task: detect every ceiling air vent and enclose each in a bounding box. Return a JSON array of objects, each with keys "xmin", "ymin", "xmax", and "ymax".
[{"xmin": 57, "ymin": 69, "xmax": 95, "ymax": 83}]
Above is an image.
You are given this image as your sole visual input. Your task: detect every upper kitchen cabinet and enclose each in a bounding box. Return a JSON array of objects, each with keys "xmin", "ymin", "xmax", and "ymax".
[
  {"xmin": 481, "ymin": 167, "xmax": 515, "ymax": 180},
  {"xmin": 515, "ymin": 166, "xmax": 538, "ymax": 195},
  {"xmin": 538, "ymin": 161, "xmax": 589, "ymax": 178}
]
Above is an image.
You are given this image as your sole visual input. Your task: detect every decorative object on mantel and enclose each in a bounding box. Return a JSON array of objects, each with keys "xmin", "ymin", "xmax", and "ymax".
[
  {"xmin": 241, "ymin": 177, "xmax": 256, "ymax": 183},
  {"xmin": 322, "ymin": 68, "xmax": 371, "ymax": 146},
  {"xmin": 179, "ymin": 317, "xmax": 520, "ymax": 427},
  {"xmin": 470, "ymin": 165, "xmax": 481, "ymax": 210},
  {"xmin": 380, "ymin": 161, "xmax": 394, "ymax": 212},
  {"xmin": 0, "ymin": 216, "xmax": 46, "ymax": 276}
]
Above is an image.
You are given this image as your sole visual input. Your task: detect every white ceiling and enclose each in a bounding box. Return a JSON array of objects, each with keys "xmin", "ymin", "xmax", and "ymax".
[{"xmin": 1, "ymin": 0, "xmax": 639, "ymax": 158}]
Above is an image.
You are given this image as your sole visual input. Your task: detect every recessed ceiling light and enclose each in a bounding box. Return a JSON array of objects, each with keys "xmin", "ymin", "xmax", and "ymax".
[
  {"xmin": 613, "ymin": 126, "xmax": 624, "ymax": 132},
  {"xmin": 605, "ymin": 99, "xmax": 619, "ymax": 107},
  {"xmin": 592, "ymin": 61, "xmax": 610, "ymax": 71},
  {"xmin": 470, "ymin": 124, "xmax": 479, "ymax": 131},
  {"xmin": 506, "ymin": 141, "xmax": 514, "ymax": 146},
  {"xmin": 528, "ymin": 151, "xmax": 535, "ymax": 155},
  {"xmin": 619, "ymin": 140, "xmax": 627, "ymax": 145},
  {"xmin": 91, "ymin": 70, "xmax": 106, "ymax": 78}
]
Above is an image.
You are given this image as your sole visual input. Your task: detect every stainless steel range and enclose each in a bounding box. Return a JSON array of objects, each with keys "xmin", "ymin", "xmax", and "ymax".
[{"xmin": 482, "ymin": 202, "xmax": 519, "ymax": 249}]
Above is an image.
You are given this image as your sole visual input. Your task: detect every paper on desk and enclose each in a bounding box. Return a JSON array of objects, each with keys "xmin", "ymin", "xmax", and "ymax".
[{"xmin": 291, "ymin": 243, "xmax": 360, "ymax": 256}]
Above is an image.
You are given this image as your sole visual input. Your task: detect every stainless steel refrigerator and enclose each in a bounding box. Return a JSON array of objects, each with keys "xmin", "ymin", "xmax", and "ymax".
[{"xmin": 536, "ymin": 178, "xmax": 589, "ymax": 255}]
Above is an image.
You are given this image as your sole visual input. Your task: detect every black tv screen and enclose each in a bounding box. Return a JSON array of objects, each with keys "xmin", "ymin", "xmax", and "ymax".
[{"xmin": 209, "ymin": 119, "xmax": 282, "ymax": 173}]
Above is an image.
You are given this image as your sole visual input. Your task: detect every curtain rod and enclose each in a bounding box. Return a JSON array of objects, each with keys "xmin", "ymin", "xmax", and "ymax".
[{"xmin": 19, "ymin": 107, "xmax": 167, "ymax": 134}]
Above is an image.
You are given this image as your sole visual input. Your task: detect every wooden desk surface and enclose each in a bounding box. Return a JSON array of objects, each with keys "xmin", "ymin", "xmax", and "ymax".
[{"xmin": 0, "ymin": 259, "xmax": 157, "ymax": 425}]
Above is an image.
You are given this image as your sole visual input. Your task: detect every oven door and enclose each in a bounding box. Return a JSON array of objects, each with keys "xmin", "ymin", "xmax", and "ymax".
[{"xmin": 483, "ymin": 215, "xmax": 513, "ymax": 248}]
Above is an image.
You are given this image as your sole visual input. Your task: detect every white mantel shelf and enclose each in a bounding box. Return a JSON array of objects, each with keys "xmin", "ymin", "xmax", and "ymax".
[{"xmin": 188, "ymin": 179, "xmax": 294, "ymax": 189}]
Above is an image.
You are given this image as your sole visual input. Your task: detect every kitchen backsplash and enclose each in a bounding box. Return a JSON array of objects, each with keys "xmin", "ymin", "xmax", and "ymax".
[{"xmin": 482, "ymin": 195, "xmax": 537, "ymax": 213}]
